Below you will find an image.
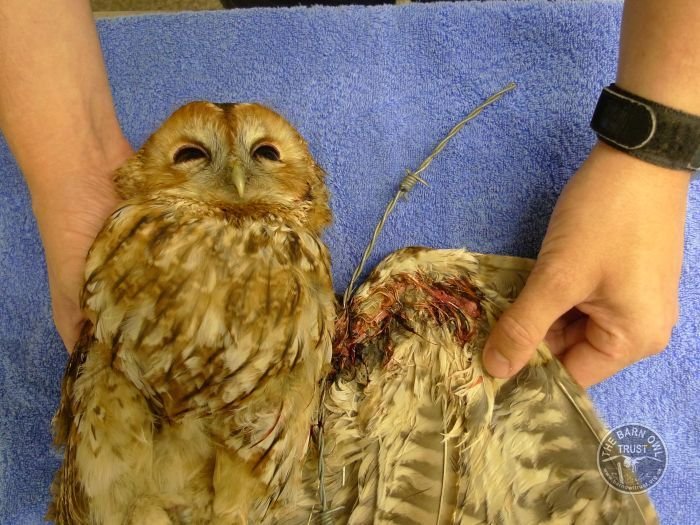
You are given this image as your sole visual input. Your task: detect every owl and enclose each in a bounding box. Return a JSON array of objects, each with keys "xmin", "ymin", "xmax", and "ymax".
[
  {"xmin": 48, "ymin": 102, "xmax": 335, "ymax": 524},
  {"xmin": 272, "ymin": 248, "xmax": 658, "ymax": 524}
]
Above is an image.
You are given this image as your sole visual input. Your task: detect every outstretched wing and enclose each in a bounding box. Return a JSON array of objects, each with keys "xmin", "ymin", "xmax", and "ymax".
[{"xmin": 282, "ymin": 247, "xmax": 657, "ymax": 525}]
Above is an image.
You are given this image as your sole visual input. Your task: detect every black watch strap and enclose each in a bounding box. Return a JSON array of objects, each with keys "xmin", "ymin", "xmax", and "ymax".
[{"xmin": 590, "ymin": 84, "xmax": 700, "ymax": 171}]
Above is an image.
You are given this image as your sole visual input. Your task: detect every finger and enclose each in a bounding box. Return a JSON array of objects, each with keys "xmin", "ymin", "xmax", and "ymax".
[
  {"xmin": 545, "ymin": 316, "xmax": 588, "ymax": 355},
  {"xmin": 483, "ymin": 269, "xmax": 581, "ymax": 379},
  {"xmin": 559, "ymin": 340, "xmax": 626, "ymax": 388}
]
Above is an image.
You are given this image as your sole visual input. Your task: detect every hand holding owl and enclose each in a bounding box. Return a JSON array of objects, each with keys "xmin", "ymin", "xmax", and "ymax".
[
  {"xmin": 483, "ymin": 142, "xmax": 691, "ymax": 387},
  {"xmin": 32, "ymin": 157, "xmax": 128, "ymax": 353},
  {"xmin": 0, "ymin": 0, "xmax": 133, "ymax": 352},
  {"xmin": 45, "ymin": 101, "xmax": 658, "ymax": 524},
  {"xmin": 483, "ymin": 0, "xmax": 697, "ymax": 387}
]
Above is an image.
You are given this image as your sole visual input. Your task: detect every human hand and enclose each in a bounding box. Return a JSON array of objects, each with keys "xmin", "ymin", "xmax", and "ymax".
[
  {"xmin": 0, "ymin": 0, "xmax": 137, "ymax": 352},
  {"xmin": 482, "ymin": 142, "xmax": 691, "ymax": 387},
  {"xmin": 31, "ymin": 146, "xmax": 131, "ymax": 352}
]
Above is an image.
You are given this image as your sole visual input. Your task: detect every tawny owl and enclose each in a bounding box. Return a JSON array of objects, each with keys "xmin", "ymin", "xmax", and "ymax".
[
  {"xmin": 273, "ymin": 248, "xmax": 658, "ymax": 524},
  {"xmin": 48, "ymin": 102, "xmax": 335, "ymax": 524}
]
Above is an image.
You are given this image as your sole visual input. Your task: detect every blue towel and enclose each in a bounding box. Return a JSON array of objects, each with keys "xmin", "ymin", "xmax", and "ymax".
[{"xmin": 1, "ymin": 1, "xmax": 697, "ymax": 523}]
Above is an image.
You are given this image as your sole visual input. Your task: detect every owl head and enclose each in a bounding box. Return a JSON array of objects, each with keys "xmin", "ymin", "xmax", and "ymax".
[{"xmin": 114, "ymin": 102, "xmax": 331, "ymax": 232}]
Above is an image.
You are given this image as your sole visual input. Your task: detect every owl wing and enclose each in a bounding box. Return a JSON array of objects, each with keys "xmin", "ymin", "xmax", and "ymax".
[
  {"xmin": 290, "ymin": 247, "xmax": 657, "ymax": 525},
  {"xmin": 46, "ymin": 323, "xmax": 92, "ymax": 525}
]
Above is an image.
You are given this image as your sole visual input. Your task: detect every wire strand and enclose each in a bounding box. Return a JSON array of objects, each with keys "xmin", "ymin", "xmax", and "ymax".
[{"xmin": 341, "ymin": 82, "xmax": 517, "ymax": 308}]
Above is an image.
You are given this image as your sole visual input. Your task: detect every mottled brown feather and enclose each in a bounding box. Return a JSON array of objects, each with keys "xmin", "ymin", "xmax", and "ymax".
[{"xmin": 49, "ymin": 102, "xmax": 334, "ymax": 524}]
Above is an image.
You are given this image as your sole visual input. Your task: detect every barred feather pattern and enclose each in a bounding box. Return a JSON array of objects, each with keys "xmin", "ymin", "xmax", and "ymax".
[
  {"xmin": 49, "ymin": 196, "xmax": 334, "ymax": 524},
  {"xmin": 273, "ymin": 247, "xmax": 658, "ymax": 525}
]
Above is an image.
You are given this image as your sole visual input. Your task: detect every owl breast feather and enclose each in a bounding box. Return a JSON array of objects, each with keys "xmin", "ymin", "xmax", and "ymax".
[{"xmin": 81, "ymin": 198, "xmax": 334, "ymax": 420}]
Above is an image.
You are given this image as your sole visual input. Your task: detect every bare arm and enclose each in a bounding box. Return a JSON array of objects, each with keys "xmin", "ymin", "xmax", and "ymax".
[
  {"xmin": 484, "ymin": 0, "xmax": 697, "ymax": 386},
  {"xmin": 0, "ymin": 0, "xmax": 132, "ymax": 350},
  {"xmin": 617, "ymin": 0, "xmax": 700, "ymax": 114}
]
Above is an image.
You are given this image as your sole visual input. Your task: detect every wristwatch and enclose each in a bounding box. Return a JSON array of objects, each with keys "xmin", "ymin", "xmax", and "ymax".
[{"xmin": 590, "ymin": 83, "xmax": 700, "ymax": 171}]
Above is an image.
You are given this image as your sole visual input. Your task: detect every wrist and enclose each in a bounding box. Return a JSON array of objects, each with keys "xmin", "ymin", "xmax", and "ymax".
[
  {"xmin": 588, "ymin": 141, "xmax": 693, "ymax": 187},
  {"xmin": 28, "ymin": 131, "xmax": 131, "ymax": 211},
  {"xmin": 590, "ymin": 84, "xmax": 700, "ymax": 172}
]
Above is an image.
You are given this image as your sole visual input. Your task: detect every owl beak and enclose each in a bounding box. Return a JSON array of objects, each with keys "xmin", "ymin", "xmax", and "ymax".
[{"xmin": 231, "ymin": 162, "xmax": 246, "ymax": 197}]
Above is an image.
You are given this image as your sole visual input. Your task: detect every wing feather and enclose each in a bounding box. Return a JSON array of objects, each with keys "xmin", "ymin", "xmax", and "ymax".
[
  {"xmin": 47, "ymin": 323, "xmax": 92, "ymax": 525},
  {"xmin": 311, "ymin": 247, "xmax": 657, "ymax": 525}
]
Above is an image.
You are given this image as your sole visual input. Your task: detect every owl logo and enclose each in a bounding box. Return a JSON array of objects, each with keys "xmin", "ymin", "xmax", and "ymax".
[{"xmin": 597, "ymin": 423, "xmax": 668, "ymax": 493}]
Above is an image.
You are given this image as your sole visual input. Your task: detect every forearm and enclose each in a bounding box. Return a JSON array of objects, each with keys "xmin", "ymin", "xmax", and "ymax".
[
  {"xmin": 618, "ymin": 0, "xmax": 700, "ymax": 115},
  {"xmin": 588, "ymin": 0, "xmax": 699, "ymax": 185},
  {"xmin": 0, "ymin": 0, "xmax": 130, "ymax": 208}
]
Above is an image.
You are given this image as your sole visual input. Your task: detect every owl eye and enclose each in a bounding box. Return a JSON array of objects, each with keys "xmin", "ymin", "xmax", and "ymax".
[
  {"xmin": 252, "ymin": 144, "xmax": 281, "ymax": 162},
  {"xmin": 173, "ymin": 144, "xmax": 210, "ymax": 164}
]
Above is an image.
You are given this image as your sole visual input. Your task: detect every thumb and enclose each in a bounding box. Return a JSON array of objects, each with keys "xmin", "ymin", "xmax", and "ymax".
[{"xmin": 482, "ymin": 267, "xmax": 577, "ymax": 379}]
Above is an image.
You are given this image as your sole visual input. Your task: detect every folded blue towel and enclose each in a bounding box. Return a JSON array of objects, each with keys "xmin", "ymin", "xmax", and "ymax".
[{"xmin": 1, "ymin": 1, "xmax": 697, "ymax": 523}]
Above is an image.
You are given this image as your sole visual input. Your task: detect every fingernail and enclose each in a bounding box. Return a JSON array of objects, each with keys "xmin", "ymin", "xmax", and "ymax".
[{"xmin": 486, "ymin": 348, "xmax": 511, "ymax": 377}]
